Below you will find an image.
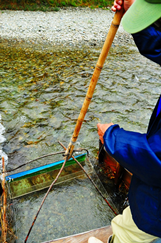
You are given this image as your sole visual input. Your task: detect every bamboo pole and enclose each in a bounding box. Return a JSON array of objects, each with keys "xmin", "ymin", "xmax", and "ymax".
[
  {"xmin": 24, "ymin": 10, "xmax": 124, "ymax": 242},
  {"xmin": 1, "ymin": 157, "xmax": 7, "ymax": 243},
  {"xmin": 65, "ymin": 8, "xmax": 124, "ymax": 160}
]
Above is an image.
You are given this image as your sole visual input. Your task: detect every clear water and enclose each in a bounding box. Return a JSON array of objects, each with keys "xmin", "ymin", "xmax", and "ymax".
[
  {"xmin": 13, "ymin": 176, "xmax": 115, "ymax": 242},
  {"xmin": 0, "ymin": 39, "xmax": 160, "ymax": 242}
]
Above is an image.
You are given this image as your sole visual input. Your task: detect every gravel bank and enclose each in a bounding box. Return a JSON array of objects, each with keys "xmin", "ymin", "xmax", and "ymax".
[{"xmin": 0, "ymin": 7, "xmax": 134, "ymax": 47}]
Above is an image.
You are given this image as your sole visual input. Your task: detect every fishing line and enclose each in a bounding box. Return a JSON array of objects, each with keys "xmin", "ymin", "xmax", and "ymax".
[
  {"xmin": 2, "ymin": 148, "xmax": 89, "ymax": 174},
  {"xmin": 2, "ymin": 151, "xmax": 65, "ymax": 174}
]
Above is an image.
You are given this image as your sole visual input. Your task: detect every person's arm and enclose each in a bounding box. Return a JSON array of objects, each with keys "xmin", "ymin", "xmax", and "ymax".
[
  {"xmin": 97, "ymin": 123, "xmax": 161, "ymax": 187},
  {"xmin": 132, "ymin": 26, "xmax": 161, "ymax": 65}
]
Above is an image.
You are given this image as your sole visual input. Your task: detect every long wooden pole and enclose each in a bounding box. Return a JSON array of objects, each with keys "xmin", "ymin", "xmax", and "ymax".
[
  {"xmin": 1, "ymin": 157, "xmax": 7, "ymax": 243},
  {"xmin": 24, "ymin": 10, "xmax": 124, "ymax": 242},
  {"xmin": 65, "ymin": 8, "xmax": 124, "ymax": 159}
]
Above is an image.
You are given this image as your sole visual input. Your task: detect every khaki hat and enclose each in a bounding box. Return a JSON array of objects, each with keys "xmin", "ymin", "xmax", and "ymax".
[{"xmin": 121, "ymin": 0, "xmax": 161, "ymax": 34}]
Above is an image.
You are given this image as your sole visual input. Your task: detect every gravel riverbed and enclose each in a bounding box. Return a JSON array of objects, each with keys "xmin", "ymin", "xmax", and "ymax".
[{"xmin": 0, "ymin": 7, "xmax": 134, "ymax": 47}]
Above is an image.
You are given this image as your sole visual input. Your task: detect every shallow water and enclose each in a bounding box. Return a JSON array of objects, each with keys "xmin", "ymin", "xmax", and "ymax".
[
  {"xmin": 1, "ymin": 41, "xmax": 160, "ymax": 170},
  {"xmin": 13, "ymin": 176, "xmax": 115, "ymax": 242},
  {"xmin": 0, "ymin": 40, "xmax": 161, "ymax": 242}
]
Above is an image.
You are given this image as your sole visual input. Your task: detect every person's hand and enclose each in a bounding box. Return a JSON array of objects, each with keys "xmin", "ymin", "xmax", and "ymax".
[
  {"xmin": 97, "ymin": 123, "xmax": 114, "ymax": 144},
  {"xmin": 111, "ymin": 0, "xmax": 135, "ymax": 13}
]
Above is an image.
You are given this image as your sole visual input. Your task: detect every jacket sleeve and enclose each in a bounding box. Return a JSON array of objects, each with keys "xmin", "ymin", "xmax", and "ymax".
[
  {"xmin": 132, "ymin": 26, "xmax": 161, "ymax": 65},
  {"xmin": 103, "ymin": 125, "xmax": 161, "ymax": 187}
]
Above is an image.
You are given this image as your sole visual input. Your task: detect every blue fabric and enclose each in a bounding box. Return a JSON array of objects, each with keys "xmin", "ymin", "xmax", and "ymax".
[
  {"xmin": 147, "ymin": 96, "xmax": 161, "ymax": 161},
  {"xmin": 132, "ymin": 25, "xmax": 161, "ymax": 65},
  {"xmin": 103, "ymin": 26, "xmax": 161, "ymax": 237},
  {"xmin": 156, "ymin": 98, "xmax": 161, "ymax": 117},
  {"xmin": 152, "ymin": 239, "xmax": 161, "ymax": 243},
  {"xmin": 103, "ymin": 107, "xmax": 161, "ymax": 237}
]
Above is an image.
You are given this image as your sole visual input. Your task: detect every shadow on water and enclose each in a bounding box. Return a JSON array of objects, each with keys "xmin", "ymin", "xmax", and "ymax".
[{"xmin": 0, "ymin": 40, "xmax": 160, "ymax": 242}]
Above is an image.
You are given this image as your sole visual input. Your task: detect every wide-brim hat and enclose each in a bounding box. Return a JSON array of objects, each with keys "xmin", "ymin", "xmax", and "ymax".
[{"xmin": 121, "ymin": 0, "xmax": 161, "ymax": 34}]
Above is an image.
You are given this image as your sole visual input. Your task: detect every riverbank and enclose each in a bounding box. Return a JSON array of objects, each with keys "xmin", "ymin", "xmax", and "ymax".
[{"xmin": 0, "ymin": 7, "xmax": 134, "ymax": 48}]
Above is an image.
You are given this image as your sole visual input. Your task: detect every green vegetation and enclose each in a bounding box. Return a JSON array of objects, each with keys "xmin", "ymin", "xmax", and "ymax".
[{"xmin": 0, "ymin": 0, "xmax": 113, "ymax": 11}]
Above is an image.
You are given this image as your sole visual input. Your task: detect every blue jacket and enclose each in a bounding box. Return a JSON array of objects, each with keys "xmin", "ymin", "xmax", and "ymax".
[{"xmin": 103, "ymin": 25, "xmax": 161, "ymax": 237}]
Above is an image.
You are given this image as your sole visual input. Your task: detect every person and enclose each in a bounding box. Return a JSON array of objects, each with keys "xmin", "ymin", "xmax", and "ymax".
[{"xmin": 88, "ymin": 0, "xmax": 161, "ymax": 242}]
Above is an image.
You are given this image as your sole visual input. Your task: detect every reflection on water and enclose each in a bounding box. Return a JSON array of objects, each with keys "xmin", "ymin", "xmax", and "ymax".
[{"xmin": 0, "ymin": 40, "xmax": 160, "ymax": 242}]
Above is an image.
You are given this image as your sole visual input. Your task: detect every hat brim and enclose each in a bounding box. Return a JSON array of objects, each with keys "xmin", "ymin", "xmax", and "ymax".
[{"xmin": 121, "ymin": 0, "xmax": 161, "ymax": 34}]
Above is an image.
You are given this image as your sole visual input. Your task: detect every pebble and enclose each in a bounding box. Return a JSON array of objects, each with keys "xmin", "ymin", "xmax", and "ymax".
[{"xmin": 0, "ymin": 7, "xmax": 133, "ymax": 47}]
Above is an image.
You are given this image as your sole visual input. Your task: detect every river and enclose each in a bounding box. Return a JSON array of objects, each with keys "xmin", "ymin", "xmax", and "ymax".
[{"xmin": 0, "ymin": 8, "xmax": 161, "ymax": 243}]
